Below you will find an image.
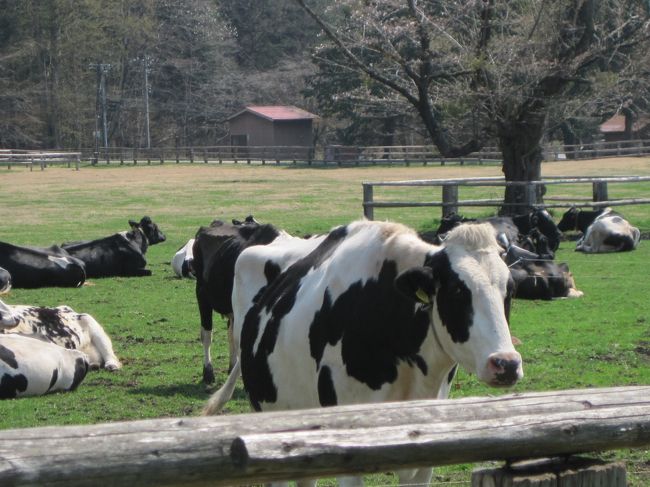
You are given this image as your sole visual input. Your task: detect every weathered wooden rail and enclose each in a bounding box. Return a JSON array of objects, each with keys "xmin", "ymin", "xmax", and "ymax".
[
  {"xmin": 0, "ymin": 386, "xmax": 648, "ymax": 486},
  {"xmin": 362, "ymin": 175, "xmax": 650, "ymax": 219}
]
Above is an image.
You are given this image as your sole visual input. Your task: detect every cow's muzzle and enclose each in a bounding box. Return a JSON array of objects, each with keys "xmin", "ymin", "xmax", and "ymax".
[{"xmin": 486, "ymin": 351, "xmax": 523, "ymax": 387}]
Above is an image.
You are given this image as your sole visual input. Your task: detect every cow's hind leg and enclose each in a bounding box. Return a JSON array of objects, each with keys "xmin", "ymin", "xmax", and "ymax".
[
  {"xmin": 80, "ymin": 314, "xmax": 121, "ymax": 371},
  {"xmin": 197, "ymin": 286, "xmax": 215, "ymax": 384}
]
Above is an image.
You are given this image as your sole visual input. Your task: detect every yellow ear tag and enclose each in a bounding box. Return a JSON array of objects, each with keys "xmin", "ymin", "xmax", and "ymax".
[{"xmin": 416, "ymin": 288, "xmax": 430, "ymax": 304}]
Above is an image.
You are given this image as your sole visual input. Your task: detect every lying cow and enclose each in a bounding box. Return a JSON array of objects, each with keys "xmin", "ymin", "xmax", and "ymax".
[
  {"xmin": 0, "ymin": 334, "xmax": 89, "ymax": 399},
  {"xmin": 503, "ymin": 245, "xmax": 583, "ymax": 300},
  {"xmin": 0, "ymin": 241, "xmax": 86, "ymax": 288},
  {"xmin": 204, "ymin": 220, "xmax": 522, "ymax": 486},
  {"xmin": 193, "ymin": 216, "xmax": 283, "ymax": 383},
  {"xmin": 62, "ymin": 216, "xmax": 166, "ymax": 277},
  {"xmin": 558, "ymin": 207, "xmax": 640, "ymax": 253},
  {"xmin": 171, "ymin": 239, "xmax": 195, "ymax": 279},
  {"xmin": 0, "ymin": 267, "xmax": 11, "ymax": 294},
  {"xmin": 429, "ymin": 208, "xmax": 561, "ymax": 254},
  {"xmin": 0, "ymin": 298, "xmax": 121, "ymax": 371}
]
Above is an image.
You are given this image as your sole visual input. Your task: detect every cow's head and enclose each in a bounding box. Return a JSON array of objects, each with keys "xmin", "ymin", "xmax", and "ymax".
[
  {"xmin": 0, "ymin": 298, "xmax": 18, "ymax": 328},
  {"xmin": 532, "ymin": 209, "xmax": 561, "ymax": 251},
  {"xmin": 395, "ymin": 223, "xmax": 522, "ymax": 387},
  {"xmin": 557, "ymin": 207, "xmax": 579, "ymax": 232},
  {"xmin": 129, "ymin": 216, "xmax": 166, "ymax": 245}
]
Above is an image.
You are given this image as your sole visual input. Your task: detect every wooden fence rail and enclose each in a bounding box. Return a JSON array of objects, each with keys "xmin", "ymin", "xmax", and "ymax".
[
  {"xmin": 362, "ymin": 176, "xmax": 650, "ymax": 219},
  {"xmin": 0, "ymin": 386, "xmax": 649, "ymax": 486}
]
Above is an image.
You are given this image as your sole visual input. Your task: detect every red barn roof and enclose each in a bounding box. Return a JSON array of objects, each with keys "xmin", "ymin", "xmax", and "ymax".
[
  {"xmin": 228, "ymin": 106, "xmax": 318, "ymax": 122},
  {"xmin": 599, "ymin": 115, "xmax": 626, "ymax": 133},
  {"xmin": 600, "ymin": 114, "xmax": 649, "ymax": 133}
]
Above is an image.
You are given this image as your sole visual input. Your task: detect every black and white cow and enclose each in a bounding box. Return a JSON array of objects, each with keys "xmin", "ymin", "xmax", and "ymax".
[
  {"xmin": 0, "ymin": 242, "xmax": 86, "ymax": 288},
  {"xmin": 62, "ymin": 216, "xmax": 166, "ymax": 277},
  {"xmin": 0, "ymin": 298, "xmax": 121, "ymax": 371},
  {"xmin": 557, "ymin": 207, "xmax": 605, "ymax": 234},
  {"xmin": 204, "ymin": 220, "xmax": 522, "ymax": 486},
  {"xmin": 502, "ymin": 244, "xmax": 583, "ymax": 300},
  {"xmin": 430, "ymin": 208, "xmax": 561, "ymax": 254},
  {"xmin": 171, "ymin": 239, "xmax": 196, "ymax": 279},
  {"xmin": 193, "ymin": 217, "xmax": 284, "ymax": 383},
  {"xmin": 558, "ymin": 207, "xmax": 640, "ymax": 253},
  {"xmin": 0, "ymin": 267, "xmax": 11, "ymax": 294},
  {"xmin": 0, "ymin": 334, "xmax": 89, "ymax": 399}
]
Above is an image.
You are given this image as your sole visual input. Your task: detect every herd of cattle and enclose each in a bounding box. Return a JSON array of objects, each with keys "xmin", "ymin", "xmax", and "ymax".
[{"xmin": 0, "ymin": 207, "xmax": 641, "ymax": 422}]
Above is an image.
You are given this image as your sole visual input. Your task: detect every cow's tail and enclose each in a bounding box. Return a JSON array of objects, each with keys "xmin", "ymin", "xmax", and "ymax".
[{"xmin": 202, "ymin": 358, "xmax": 241, "ymax": 416}]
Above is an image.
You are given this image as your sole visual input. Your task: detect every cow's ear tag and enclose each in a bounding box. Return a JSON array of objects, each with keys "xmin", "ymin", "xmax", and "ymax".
[{"xmin": 416, "ymin": 288, "xmax": 430, "ymax": 304}]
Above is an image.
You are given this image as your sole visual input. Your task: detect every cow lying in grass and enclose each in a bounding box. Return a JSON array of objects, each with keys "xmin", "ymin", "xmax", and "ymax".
[
  {"xmin": 0, "ymin": 298, "xmax": 121, "ymax": 371},
  {"xmin": 62, "ymin": 216, "xmax": 166, "ymax": 277},
  {"xmin": 557, "ymin": 207, "xmax": 641, "ymax": 253},
  {"xmin": 0, "ymin": 334, "xmax": 89, "ymax": 399}
]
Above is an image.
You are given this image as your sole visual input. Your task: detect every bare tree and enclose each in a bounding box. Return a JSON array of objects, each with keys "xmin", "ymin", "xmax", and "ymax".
[{"xmin": 296, "ymin": 0, "xmax": 650, "ymax": 212}]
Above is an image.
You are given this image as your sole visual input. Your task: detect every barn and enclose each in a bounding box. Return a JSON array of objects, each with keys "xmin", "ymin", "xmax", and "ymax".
[
  {"xmin": 599, "ymin": 113, "xmax": 650, "ymax": 142},
  {"xmin": 227, "ymin": 105, "xmax": 318, "ymax": 147}
]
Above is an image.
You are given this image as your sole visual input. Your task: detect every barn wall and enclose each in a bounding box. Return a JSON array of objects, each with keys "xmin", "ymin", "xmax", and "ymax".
[
  {"xmin": 273, "ymin": 120, "xmax": 313, "ymax": 147},
  {"xmin": 229, "ymin": 113, "xmax": 275, "ymax": 146}
]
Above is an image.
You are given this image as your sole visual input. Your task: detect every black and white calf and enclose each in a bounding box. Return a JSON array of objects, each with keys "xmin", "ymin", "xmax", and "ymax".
[
  {"xmin": 0, "ymin": 242, "xmax": 86, "ymax": 289},
  {"xmin": 62, "ymin": 216, "xmax": 166, "ymax": 277},
  {"xmin": 0, "ymin": 298, "xmax": 121, "ymax": 371},
  {"xmin": 0, "ymin": 334, "xmax": 89, "ymax": 399},
  {"xmin": 558, "ymin": 207, "xmax": 640, "ymax": 253},
  {"xmin": 204, "ymin": 220, "xmax": 522, "ymax": 486}
]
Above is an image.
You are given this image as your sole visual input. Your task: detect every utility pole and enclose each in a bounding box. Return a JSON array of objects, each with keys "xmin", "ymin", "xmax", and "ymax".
[{"xmin": 143, "ymin": 55, "xmax": 151, "ymax": 149}]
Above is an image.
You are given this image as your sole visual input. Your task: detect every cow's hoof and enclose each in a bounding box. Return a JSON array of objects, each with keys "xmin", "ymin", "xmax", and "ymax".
[
  {"xmin": 203, "ymin": 364, "xmax": 215, "ymax": 384},
  {"xmin": 105, "ymin": 360, "xmax": 122, "ymax": 371}
]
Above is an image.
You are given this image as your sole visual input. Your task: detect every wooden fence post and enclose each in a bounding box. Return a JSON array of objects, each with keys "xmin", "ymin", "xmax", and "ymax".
[
  {"xmin": 592, "ymin": 181, "xmax": 609, "ymax": 202},
  {"xmin": 442, "ymin": 184, "xmax": 459, "ymax": 217},
  {"xmin": 363, "ymin": 184, "xmax": 374, "ymax": 220}
]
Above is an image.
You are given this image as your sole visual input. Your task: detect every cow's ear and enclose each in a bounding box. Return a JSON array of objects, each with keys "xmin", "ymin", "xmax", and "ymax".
[
  {"xmin": 395, "ymin": 267, "xmax": 435, "ymax": 304},
  {"xmin": 128, "ymin": 219, "xmax": 139, "ymax": 229}
]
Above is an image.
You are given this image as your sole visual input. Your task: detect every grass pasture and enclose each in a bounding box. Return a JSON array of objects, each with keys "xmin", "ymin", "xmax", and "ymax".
[{"xmin": 0, "ymin": 158, "xmax": 649, "ymax": 485}]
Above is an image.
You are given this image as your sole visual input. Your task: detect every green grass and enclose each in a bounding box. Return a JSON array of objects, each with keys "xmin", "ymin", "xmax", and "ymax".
[{"xmin": 0, "ymin": 162, "xmax": 649, "ymax": 485}]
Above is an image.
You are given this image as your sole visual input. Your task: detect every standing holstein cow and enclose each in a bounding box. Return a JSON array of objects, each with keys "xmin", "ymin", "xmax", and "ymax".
[
  {"xmin": 204, "ymin": 220, "xmax": 522, "ymax": 486},
  {"xmin": 193, "ymin": 217, "xmax": 284, "ymax": 383},
  {"xmin": 61, "ymin": 216, "xmax": 166, "ymax": 277},
  {"xmin": 0, "ymin": 298, "xmax": 121, "ymax": 371}
]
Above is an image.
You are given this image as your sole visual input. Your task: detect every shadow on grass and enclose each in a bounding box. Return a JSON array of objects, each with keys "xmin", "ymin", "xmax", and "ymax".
[
  {"xmin": 127, "ymin": 382, "xmax": 211, "ymax": 399},
  {"xmin": 126, "ymin": 383, "xmax": 249, "ymax": 402}
]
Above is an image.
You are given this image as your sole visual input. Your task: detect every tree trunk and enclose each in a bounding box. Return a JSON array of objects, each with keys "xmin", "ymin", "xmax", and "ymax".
[{"xmin": 497, "ymin": 117, "xmax": 545, "ymax": 216}]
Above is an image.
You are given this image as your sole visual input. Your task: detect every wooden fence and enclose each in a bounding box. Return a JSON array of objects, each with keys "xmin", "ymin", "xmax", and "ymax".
[
  {"xmin": 362, "ymin": 176, "xmax": 650, "ymax": 219},
  {"xmin": 0, "ymin": 150, "xmax": 80, "ymax": 170},
  {"xmin": 0, "ymin": 386, "xmax": 648, "ymax": 486},
  {"xmin": 3, "ymin": 137, "xmax": 650, "ymax": 167}
]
